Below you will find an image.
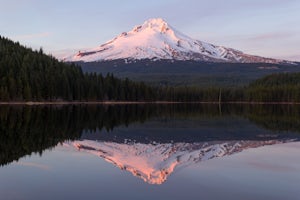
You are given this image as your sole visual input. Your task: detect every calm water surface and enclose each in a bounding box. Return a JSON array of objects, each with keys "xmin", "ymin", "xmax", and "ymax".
[{"xmin": 0, "ymin": 104, "xmax": 300, "ymax": 200}]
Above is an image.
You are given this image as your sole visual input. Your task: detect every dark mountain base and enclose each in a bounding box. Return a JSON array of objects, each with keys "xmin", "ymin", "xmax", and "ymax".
[{"xmin": 78, "ymin": 60, "xmax": 300, "ymax": 86}]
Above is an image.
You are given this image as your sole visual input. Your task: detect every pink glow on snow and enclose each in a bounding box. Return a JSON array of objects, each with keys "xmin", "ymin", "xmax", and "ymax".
[{"xmin": 65, "ymin": 18, "xmax": 286, "ymax": 64}]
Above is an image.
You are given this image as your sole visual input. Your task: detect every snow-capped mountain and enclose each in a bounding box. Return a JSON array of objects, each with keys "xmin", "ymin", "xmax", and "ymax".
[
  {"xmin": 71, "ymin": 139, "xmax": 294, "ymax": 185},
  {"xmin": 65, "ymin": 18, "xmax": 287, "ymax": 64}
]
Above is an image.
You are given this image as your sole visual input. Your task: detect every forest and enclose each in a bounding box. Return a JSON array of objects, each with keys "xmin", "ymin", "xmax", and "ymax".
[{"xmin": 1, "ymin": 35, "xmax": 300, "ymax": 102}]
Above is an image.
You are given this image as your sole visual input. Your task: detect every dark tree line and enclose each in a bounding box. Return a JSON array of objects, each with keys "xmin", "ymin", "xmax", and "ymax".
[
  {"xmin": 1, "ymin": 35, "xmax": 300, "ymax": 102},
  {"xmin": 245, "ymin": 73, "xmax": 300, "ymax": 102}
]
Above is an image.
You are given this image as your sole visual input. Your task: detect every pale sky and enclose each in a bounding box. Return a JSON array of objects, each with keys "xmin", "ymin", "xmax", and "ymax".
[{"xmin": 0, "ymin": 0, "xmax": 299, "ymax": 61}]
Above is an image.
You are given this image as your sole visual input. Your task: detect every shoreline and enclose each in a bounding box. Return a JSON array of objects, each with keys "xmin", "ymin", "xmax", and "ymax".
[{"xmin": 1, "ymin": 101, "xmax": 300, "ymax": 105}]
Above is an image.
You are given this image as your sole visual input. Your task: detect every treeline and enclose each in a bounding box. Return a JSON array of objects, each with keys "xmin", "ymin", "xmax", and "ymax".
[
  {"xmin": 1, "ymin": 36, "xmax": 300, "ymax": 102},
  {"xmin": 246, "ymin": 73, "xmax": 300, "ymax": 102},
  {"xmin": 157, "ymin": 73, "xmax": 300, "ymax": 102}
]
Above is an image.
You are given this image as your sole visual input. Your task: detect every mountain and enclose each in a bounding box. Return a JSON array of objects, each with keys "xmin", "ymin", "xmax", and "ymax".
[
  {"xmin": 71, "ymin": 139, "xmax": 295, "ymax": 184},
  {"xmin": 65, "ymin": 18, "xmax": 290, "ymax": 64}
]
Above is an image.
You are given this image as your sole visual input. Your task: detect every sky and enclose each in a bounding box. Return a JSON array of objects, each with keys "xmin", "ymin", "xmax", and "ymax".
[{"xmin": 0, "ymin": 0, "xmax": 299, "ymax": 61}]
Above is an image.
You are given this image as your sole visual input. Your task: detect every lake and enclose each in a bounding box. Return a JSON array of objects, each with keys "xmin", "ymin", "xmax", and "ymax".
[{"xmin": 0, "ymin": 104, "xmax": 300, "ymax": 200}]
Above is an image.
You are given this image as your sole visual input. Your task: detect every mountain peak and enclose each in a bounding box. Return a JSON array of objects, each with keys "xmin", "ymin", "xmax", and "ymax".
[
  {"xmin": 143, "ymin": 18, "xmax": 168, "ymax": 26},
  {"xmin": 65, "ymin": 18, "xmax": 287, "ymax": 64},
  {"xmin": 131, "ymin": 18, "xmax": 171, "ymax": 34},
  {"xmin": 142, "ymin": 18, "xmax": 169, "ymax": 32}
]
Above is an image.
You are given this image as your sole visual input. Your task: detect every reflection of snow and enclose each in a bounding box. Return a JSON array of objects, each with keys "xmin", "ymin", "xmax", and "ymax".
[{"xmin": 70, "ymin": 139, "xmax": 294, "ymax": 185}]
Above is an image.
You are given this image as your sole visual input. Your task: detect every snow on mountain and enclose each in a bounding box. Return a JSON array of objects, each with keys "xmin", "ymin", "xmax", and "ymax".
[
  {"xmin": 64, "ymin": 18, "xmax": 287, "ymax": 64},
  {"xmin": 70, "ymin": 139, "xmax": 293, "ymax": 184}
]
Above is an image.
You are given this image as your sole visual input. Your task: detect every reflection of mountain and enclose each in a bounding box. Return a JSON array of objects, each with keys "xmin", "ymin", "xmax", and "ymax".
[
  {"xmin": 1, "ymin": 104, "xmax": 300, "ymax": 167},
  {"xmin": 72, "ymin": 139, "xmax": 295, "ymax": 185}
]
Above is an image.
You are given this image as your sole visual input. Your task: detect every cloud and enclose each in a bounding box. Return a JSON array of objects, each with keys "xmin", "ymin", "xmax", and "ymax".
[
  {"xmin": 17, "ymin": 161, "xmax": 51, "ymax": 171},
  {"xmin": 221, "ymin": 31, "xmax": 296, "ymax": 44},
  {"xmin": 247, "ymin": 32, "xmax": 296, "ymax": 42},
  {"xmin": 14, "ymin": 32, "xmax": 52, "ymax": 40},
  {"xmin": 49, "ymin": 48, "xmax": 85, "ymax": 60},
  {"xmin": 247, "ymin": 161, "xmax": 296, "ymax": 172}
]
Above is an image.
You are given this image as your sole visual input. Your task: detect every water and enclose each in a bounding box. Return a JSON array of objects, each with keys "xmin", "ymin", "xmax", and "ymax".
[{"xmin": 0, "ymin": 104, "xmax": 300, "ymax": 200}]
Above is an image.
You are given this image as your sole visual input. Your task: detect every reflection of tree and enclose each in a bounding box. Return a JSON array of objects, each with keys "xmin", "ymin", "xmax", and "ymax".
[
  {"xmin": 243, "ymin": 105, "xmax": 300, "ymax": 133},
  {"xmin": 0, "ymin": 106, "xmax": 81, "ymax": 166},
  {"xmin": 0, "ymin": 104, "xmax": 159, "ymax": 166},
  {"xmin": 0, "ymin": 104, "xmax": 300, "ymax": 166}
]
